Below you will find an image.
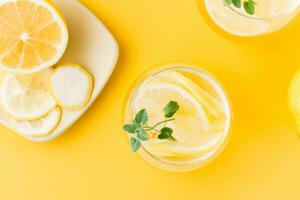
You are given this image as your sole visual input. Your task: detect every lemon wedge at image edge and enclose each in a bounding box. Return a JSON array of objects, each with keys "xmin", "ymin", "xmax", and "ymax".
[
  {"xmin": 0, "ymin": 0, "xmax": 69, "ymax": 74},
  {"xmin": 9, "ymin": 107, "xmax": 61, "ymax": 137},
  {"xmin": 1, "ymin": 69, "xmax": 57, "ymax": 120},
  {"xmin": 288, "ymin": 69, "xmax": 300, "ymax": 133},
  {"xmin": 50, "ymin": 64, "xmax": 93, "ymax": 110}
]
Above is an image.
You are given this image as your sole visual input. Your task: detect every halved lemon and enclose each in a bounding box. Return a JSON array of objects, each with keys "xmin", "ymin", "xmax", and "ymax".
[
  {"xmin": 1, "ymin": 68, "xmax": 56, "ymax": 120},
  {"xmin": 10, "ymin": 107, "xmax": 61, "ymax": 137},
  {"xmin": 0, "ymin": 0, "xmax": 68, "ymax": 74},
  {"xmin": 50, "ymin": 64, "xmax": 93, "ymax": 110}
]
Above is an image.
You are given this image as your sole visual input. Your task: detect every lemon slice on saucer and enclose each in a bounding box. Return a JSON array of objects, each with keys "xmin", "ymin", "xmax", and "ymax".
[
  {"xmin": 0, "ymin": 0, "xmax": 68, "ymax": 74},
  {"xmin": 10, "ymin": 107, "xmax": 61, "ymax": 137},
  {"xmin": 1, "ymin": 69, "xmax": 56, "ymax": 120},
  {"xmin": 50, "ymin": 64, "xmax": 93, "ymax": 110}
]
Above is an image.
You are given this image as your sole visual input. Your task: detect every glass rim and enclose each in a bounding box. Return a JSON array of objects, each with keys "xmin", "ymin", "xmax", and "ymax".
[{"xmin": 124, "ymin": 64, "xmax": 233, "ymax": 170}]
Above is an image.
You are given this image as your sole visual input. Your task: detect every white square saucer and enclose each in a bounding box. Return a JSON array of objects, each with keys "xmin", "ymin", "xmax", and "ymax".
[{"xmin": 0, "ymin": 0, "xmax": 119, "ymax": 142}]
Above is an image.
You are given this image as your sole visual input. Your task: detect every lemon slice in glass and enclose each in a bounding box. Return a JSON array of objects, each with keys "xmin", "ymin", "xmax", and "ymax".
[
  {"xmin": 148, "ymin": 70, "xmax": 226, "ymax": 132},
  {"xmin": 150, "ymin": 70, "xmax": 225, "ymax": 118},
  {"xmin": 143, "ymin": 132, "xmax": 223, "ymax": 157},
  {"xmin": 10, "ymin": 107, "xmax": 61, "ymax": 137},
  {"xmin": 133, "ymin": 81, "xmax": 221, "ymax": 155},
  {"xmin": 1, "ymin": 69, "xmax": 56, "ymax": 120},
  {"xmin": 0, "ymin": 0, "xmax": 68, "ymax": 74}
]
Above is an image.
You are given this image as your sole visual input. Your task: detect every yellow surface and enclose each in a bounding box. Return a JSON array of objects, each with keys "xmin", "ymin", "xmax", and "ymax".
[{"xmin": 1, "ymin": 0, "xmax": 300, "ymax": 199}]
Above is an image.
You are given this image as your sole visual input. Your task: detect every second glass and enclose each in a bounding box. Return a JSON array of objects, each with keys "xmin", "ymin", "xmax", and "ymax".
[{"xmin": 204, "ymin": 0, "xmax": 300, "ymax": 37}]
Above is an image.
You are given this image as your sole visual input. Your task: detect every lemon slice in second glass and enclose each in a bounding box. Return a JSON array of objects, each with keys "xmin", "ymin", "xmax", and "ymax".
[
  {"xmin": 0, "ymin": 0, "xmax": 69, "ymax": 74},
  {"xmin": 1, "ymin": 69, "xmax": 56, "ymax": 120}
]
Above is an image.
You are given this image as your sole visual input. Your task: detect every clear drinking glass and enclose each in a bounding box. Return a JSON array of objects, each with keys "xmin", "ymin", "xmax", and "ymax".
[
  {"xmin": 204, "ymin": 0, "xmax": 300, "ymax": 36},
  {"xmin": 124, "ymin": 65, "xmax": 232, "ymax": 172}
]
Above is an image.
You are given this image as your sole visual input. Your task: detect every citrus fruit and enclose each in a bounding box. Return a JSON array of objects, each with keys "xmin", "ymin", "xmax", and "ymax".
[
  {"xmin": 1, "ymin": 68, "xmax": 56, "ymax": 120},
  {"xmin": 0, "ymin": 0, "xmax": 68, "ymax": 73},
  {"xmin": 133, "ymin": 81, "xmax": 218, "ymax": 155},
  {"xmin": 10, "ymin": 107, "xmax": 61, "ymax": 137},
  {"xmin": 143, "ymin": 132, "xmax": 223, "ymax": 157},
  {"xmin": 148, "ymin": 70, "xmax": 226, "ymax": 132},
  {"xmin": 132, "ymin": 70, "xmax": 228, "ymax": 157},
  {"xmin": 50, "ymin": 64, "xmax": 93, "ymax": 110},
  {"xmin": 288, "ymin": 69, "xmax": 300, "ymax": 133},
  {"xmin": 148, "ymin": 70, "xmax": 225, "ymax": 119}
]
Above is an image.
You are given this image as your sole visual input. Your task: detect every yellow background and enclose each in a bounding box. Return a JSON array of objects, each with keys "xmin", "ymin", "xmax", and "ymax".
[{"xmin": 1, "ymin": 0, "xmax": 300, "ymax": 199}]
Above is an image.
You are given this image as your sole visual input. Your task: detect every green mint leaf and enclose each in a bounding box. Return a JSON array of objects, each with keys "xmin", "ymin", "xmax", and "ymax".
[
  {"xmin": 243, "ymin": 0, "xmax": 255, "ymax": 15},
  {"xmin": 123, "ymin": 124, "xmax": 138, "ymax": 133},
  {"xmin": 224, "ymin": 0, "xmax": 232, "ymax": 6},
  {"xmin": 163, "ymin": 101, "xmax": 179, "ymax": 118},
  {"xmin": 133, "ymin": 120, "xmax": 142, "ymax": 128},
  {"xmin": 135, "ymin": 109, "xmax": 148, "ymax": 124},
  {"xmin": 130, "ymin": 137, "xmax": 141, "ymax": 152},
  {"xmin": 158, "ymin": 127, "xmax": 173, "ymax": 139},
  {"xmin": 232, "ymin": 0, "xmax": 241, "ymax": 8},
  {"xmin": 137, "ymin": 129, "xmax": 148, "ymax": 141}
]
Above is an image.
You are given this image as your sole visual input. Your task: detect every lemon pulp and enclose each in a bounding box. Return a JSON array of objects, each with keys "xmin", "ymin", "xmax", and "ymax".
[
  {"xmin": 1, "ymin": 68, "xmax": 56, "ymax": 120},
  {"xmin": 130, "ymin": 69, "xmax": 230, "ymax": 161},
  {"xmin": 0, "ymin": 0, "xmax": 69, "ymax": 73}
]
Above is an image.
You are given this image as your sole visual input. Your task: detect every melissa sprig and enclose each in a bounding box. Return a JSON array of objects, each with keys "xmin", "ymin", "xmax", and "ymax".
[
  {"xmin": 224, "ymin": 0, "xmax": 256, "ymax": 15},
  {"xmin": 123, "ymin": 101, "xmax": 180, "ymax": 152}
]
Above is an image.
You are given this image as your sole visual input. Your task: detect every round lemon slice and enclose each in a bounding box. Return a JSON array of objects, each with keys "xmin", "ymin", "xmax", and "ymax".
[
  {"xmin": 148, "ymin": 70, "xmax": 225, "ymax": 119},
  {"xmin": 0, "ymin": 0, "xmax": 68, "ymax": 74},
  {"xmin": 148, "ymin": 70, "xmax": 227, "ymax": 133},
  {"xmin": 144, "ymin": 132, "xmax": 223, "ymax": 157},
  {"xmin": 134, "ymin": 82, "xmax": 210, "ymax": 132},
  {"xmin": 50, "ymin": 64, "xmax": 93, "ymax": 110},
  {"xmin": 10, "ymin": 107, "xmax": 61, "ymax": 137},
  {"xmin": 133, "ymin": 82, "xmax": 213, "ymax": 151},
  {"xmin": 133, "ymin": 76, "xmax": 228, "ymax": 157},
  {"xmin": 1, "ymin": 69, "xmax": 56, "ymax": 120},
  {"xmin": 289, "ymin": 69, "xmax": 300, "ymax": 133}
]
